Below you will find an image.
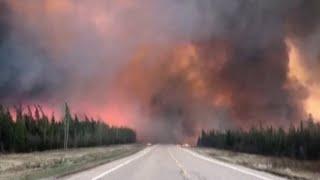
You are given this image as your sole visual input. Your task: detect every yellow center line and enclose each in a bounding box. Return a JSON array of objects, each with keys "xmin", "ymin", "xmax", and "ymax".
[{"xmin": 168, "ymin": 147, "xmax": 191, "ymax": 180}]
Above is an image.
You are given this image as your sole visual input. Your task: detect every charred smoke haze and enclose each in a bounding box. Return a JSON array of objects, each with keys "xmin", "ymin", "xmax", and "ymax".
[{"xmin": 0, "ymin": 0, "xmax": 320, "ymax": 143}]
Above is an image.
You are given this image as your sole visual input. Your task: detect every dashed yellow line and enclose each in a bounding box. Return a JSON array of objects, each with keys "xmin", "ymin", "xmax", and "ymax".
[{"xmin": 168, "ymin": 148, "xmax": 191, "ymax": 180}]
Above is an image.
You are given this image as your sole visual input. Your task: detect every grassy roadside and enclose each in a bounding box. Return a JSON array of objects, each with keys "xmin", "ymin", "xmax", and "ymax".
[
  {"xmin": 192, "ymin": 147, "xmax": 320, "ymax": 180},
  {"xmin": 0, "ymin": 144, "xmax": 145, "ymax": 180}
]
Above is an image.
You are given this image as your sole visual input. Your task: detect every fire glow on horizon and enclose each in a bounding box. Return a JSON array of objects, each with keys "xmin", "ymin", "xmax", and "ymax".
[{"xmin": 1, "ymin": 0, "xmax": 320, "ymax": 142}]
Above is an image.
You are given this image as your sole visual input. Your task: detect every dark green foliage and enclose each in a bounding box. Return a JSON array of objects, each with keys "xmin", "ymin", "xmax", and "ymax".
[
  {"xmin": 0, "ymin": 104, "xmax": 136, "ymax": 153},
  {"xmin": 197, "ymin": 117, "xmax": 320, "ymax": 160}
]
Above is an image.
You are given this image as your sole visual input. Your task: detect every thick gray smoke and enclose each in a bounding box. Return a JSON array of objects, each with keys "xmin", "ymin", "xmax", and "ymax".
[
  {"xmin": 0, "ymin": 1, "xmax": 64, "ymax": 103},
  {"xmin": 0, "ymin": 0, "xmax": 319, "ymax": 143}
]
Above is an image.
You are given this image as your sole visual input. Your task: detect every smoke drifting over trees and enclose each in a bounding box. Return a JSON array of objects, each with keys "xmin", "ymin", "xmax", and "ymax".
[{"xmin": 0, "ymin": 0, "xmax": 319, "ymax": 142}]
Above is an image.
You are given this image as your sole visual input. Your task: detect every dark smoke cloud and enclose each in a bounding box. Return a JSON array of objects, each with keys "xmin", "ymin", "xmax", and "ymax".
[
  {"xmin": 0, "ymin": 2, "xmax": 10, "ymax": 44},
  {"xmin": 0, "ymin": 1, "xmax": 65, "ymax": 104},
  {"xmin": 0, "ymin": 0, "xmax": 319, "ymax": 142},
  {"xmin": 287, "ymin": 0, "xmax": 320, "ymax": 37}
]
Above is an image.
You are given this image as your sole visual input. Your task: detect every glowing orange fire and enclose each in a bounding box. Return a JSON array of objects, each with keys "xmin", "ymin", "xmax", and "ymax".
[
  {"xmin": 5, "ymin": 0, "xmax": 320, "ymax": 141},
  {"xmin": 287, "ymin": 39, "xmax": 320, "ymax": 121}
]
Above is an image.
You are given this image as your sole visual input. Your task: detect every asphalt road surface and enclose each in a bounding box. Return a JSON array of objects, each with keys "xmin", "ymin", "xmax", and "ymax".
[{"xmin": 62, "ymin": 145, "xmax": 285, "ymax": 180}]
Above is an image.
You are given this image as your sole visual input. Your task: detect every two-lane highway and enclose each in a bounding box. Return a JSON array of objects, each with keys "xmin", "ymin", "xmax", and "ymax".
[{"xmin": 62, "ymin": 145, "xmax": 285, "ymax": 180}]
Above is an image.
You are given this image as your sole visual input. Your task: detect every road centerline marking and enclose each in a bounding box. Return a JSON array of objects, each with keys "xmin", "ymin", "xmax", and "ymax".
[
  {"xmin": 168, "ymin": 147, "xmax": 191, "ymax": 180},
  {"xmin": 91, "ymin": 146, "xmax": 154, "ymax": 180},
  {"xmin": 181, "ymin": 147, "xmax": 274, "ymax": 180}
]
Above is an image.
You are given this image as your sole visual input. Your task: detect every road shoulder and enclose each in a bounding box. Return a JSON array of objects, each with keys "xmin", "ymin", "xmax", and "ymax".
[
  {"xmin": 189, "ymin": 147, "xmax": 320, "ymax": 180},
  {"xmin": 0, "ymin": 144, "xmax": 145, "ymax": 179}
]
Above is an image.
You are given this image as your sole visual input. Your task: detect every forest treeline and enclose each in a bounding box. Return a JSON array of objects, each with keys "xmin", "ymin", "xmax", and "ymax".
[
  {"xmin": 197, "ymin": 116, "xmax": 320, "ymax": 160},
  {"xmin": 0, "ymin": 104, "xmax": 136, "ymax": 153}
]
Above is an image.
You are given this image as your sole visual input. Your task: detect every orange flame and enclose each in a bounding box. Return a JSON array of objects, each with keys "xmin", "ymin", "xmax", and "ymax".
[{"xmin": 287, "ymin": 39, "xmax": 320, "ymax": 121}]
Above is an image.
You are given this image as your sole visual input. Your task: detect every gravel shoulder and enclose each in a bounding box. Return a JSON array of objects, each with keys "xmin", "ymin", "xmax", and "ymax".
[
  {"xmin": 0, "ymin": 144, "xmax": 145, "ymax": 180},
  {"xmin": 193, "ymin": 147, "xmax": 320, "ymax": 180}
]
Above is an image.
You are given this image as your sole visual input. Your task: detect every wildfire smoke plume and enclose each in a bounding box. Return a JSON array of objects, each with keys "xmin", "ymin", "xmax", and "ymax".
[{"xmin": 0, "ymin": 0, "xmax": 319, "ymax": 143}]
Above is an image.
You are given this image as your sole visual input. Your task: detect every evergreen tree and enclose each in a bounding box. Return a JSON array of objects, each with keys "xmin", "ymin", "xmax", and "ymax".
[
  {"xmin": 0, "ymin": 104, "xmax": 136, "ymax": 153},
  {"xmin": 197, "ymin": 117, "xmax": 320, "ymax": 160}
]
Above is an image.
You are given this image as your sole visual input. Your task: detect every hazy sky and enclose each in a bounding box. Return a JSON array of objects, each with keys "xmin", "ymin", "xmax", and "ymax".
[{"xmin": 1, "ymin": 0, "xmax": 319, "ymax": 142}]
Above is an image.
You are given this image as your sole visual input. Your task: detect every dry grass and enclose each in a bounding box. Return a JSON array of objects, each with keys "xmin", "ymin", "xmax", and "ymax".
[
  {"xmin": 193, "ymin": 147, "xmax": 320, "ymax": 180},
  {"xmin": 0, "ymin": 144, "xmax": 144, "ymax": 180}
]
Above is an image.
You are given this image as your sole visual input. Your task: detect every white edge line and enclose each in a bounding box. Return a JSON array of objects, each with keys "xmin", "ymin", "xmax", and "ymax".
[
  {"xmin": 91, "ymin": 146, "xmax": 154, "ymax": 180},
  {"xmin": 181, "ymin": 147, "xmax": 274, "ymax": 180}
]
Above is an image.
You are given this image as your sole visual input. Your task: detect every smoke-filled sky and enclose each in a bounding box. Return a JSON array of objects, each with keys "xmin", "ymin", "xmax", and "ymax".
[{"xmin": 0, "ymin": 0, "xmax": 320, "ymax": 143}]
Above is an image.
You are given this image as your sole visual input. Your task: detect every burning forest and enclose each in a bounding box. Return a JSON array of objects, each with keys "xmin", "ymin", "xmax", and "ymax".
[{"xmin": 0, "ymin": 0, "xmax": 320, "ymax": 143}]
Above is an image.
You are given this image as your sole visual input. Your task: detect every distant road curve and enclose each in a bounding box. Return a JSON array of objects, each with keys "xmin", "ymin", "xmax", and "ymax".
[{"xmin": 61, "ymin": 145, "xmax": 285, "ymax": 180}]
